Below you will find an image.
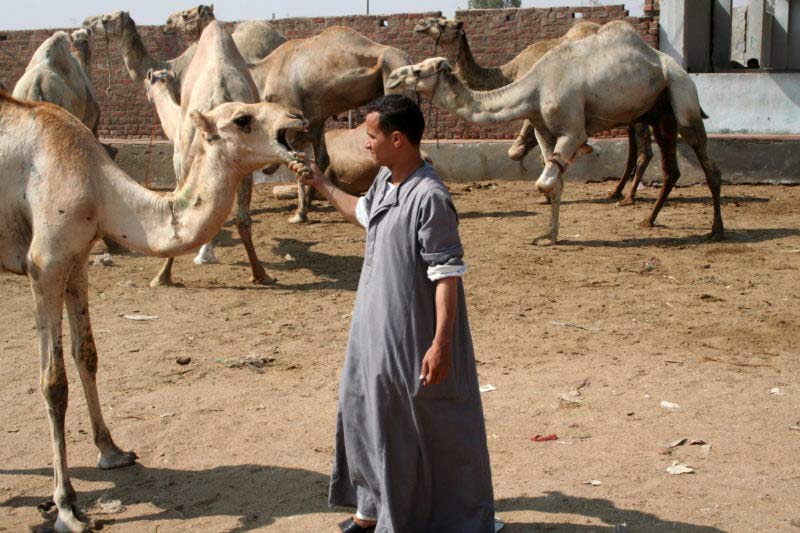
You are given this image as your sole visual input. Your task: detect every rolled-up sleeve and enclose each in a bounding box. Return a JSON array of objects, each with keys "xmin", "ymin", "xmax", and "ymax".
[{"xmin": 418, "ymin": 188, "xmax": 467, "ymax": 281}]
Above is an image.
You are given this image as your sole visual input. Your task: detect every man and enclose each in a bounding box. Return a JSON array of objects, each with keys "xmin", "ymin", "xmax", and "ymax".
[{"xmin": 290, "ymin": 95, "xmax": 495, "ymax": 532}]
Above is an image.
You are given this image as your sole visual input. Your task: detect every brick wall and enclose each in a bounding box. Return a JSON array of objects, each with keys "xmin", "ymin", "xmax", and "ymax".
[{"xmin": 0, "ymin": 4, "xmax": 657, "ymax": 141}]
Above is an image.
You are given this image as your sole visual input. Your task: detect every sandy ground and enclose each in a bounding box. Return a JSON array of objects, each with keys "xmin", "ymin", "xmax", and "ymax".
[{"xmin": 1, "ymin": 180, "xmax": 799, "ymax": 532}]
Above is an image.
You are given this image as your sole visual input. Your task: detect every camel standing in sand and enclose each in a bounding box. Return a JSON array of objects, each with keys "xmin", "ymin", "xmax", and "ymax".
[
  {"xmin": 414, "ymin": 17, "xmax": 654, "ymax": 205},
  {"xmin": 13, "ymin": 31, "xmax": 100, "ymax": 135},
  {"xmin": 248, "ymin": 26, "xmax": 415, "ymax": 223},
  {"xmin": 0, "ymin": 91, "xmax": 305, "ymax": 531},
  {"xmin": 164, "ymin": 4, "xmax": 287, "ymax": 63},
  {"xmin": 388, "ymin": 22, "xmax": 724, "ymax": 244},
  {"xmin": 149, "ymin": 21, "xmax": 292, "ymax": 287}
]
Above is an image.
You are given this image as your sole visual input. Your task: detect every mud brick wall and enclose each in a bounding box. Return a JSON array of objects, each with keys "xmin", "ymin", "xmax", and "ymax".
[{"xmin": 0, "ymin": 4, "xmax": 658, "ymax": 141}]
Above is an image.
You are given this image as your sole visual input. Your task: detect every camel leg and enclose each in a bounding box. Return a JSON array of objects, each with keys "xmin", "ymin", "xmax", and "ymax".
[
  {"xmin": 235, "ymin": 173, "xmax": 276, "ymax": 284},
  {"xmin": 150, "ymin": 257, "xmax": 175, "ymax": 288},
  {"xmin": 608, "ymin": 125, "xmax": 638, "ymax": 200},
  {"xmin": 507, "ymin": 120, "xmax": 539, "ymax": 162},
  {"xmin": 641, "ymin": 115, "xmax": 680, "ymax": 229},
  {"xmin": 618, "ymin": 124, "xmax": 654, "ymax": 206},
  {"xmin": 675, "ymin": 120, "xmax": 725, "ymax": 239},
  {"xmin": 65, "ymin": 262, "xmax": 137, "ymax": 469},
  {"xmin": 193, "ymin": 241, "xmax": 220, "ymax": 265},
  {"xmin": 289, "ymin": 125, "xmax": 325, "ymax": 224},
  {"xmin": 30, "ymin": 259, "xmax": 89, "ymax": 532},
  {"xmin": 535, "ymin": 177, "xmax": 564, "ymax": 246},
  {"xmin": 535, "ymin": 132, "xmax": 587, "ymax": 194}
]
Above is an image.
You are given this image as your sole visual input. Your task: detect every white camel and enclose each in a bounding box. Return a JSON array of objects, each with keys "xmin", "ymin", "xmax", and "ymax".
[
  {"xmin": 13, "ymin": 30, "xmax": 100, "ymax": 135},
  {"xmin": 149, "ymin": 20, "xmax": 289, "ymax": 287},
  {"xmin": 387, "ymin": 21, "xmax": 724, "ymax": 244},
  {"xmin": 0, "ymin": 92, "xmax": 306, "ymax": 532}
]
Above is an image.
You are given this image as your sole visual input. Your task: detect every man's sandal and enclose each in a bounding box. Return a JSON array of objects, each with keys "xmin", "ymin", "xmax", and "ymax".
[{"xmin": 339, "ymin": 517, "xmax": 376, "ymax": 532}]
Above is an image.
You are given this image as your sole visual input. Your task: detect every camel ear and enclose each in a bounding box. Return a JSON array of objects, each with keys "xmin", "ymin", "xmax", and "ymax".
[
  {"xmin": 456, "ymin": 21, "xmax": 464, "ymax": 30},
  {"xmin": 190, "ymin": 110, "xmax": 217, "ymax": 137},
  {"xmin": 146, "ymin": 68, "xmax": 154, "ymax": 82},
  {"xmin": 209, "ymin": 4, "xmax": 215, "ymax": 14}
]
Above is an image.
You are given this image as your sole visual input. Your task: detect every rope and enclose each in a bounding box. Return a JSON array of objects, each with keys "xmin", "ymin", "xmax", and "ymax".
[
  {"xmin": 143, "ymin": 107, "xmax": 159, "ymax": 189},
  {"xmin": 103, "ymin": 22, "xmax": 112, "ymax": 96}
]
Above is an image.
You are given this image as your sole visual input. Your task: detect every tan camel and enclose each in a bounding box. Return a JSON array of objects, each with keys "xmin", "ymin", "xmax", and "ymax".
[
  {"xmin": 0, "ymin": 90, "xmax": 305, "ymax": 531},
  {"xmin": 82, "ymin": 10, "xmax": 197, "ymax": 93},
  {"xmin": 414, "ymin": 17, "xmax": 654, "ymax": 206},
  {"xmin": 249, "ymin": 26, "xmax": 414, "ymax": 223},
  {"xmin": 387, "ymin": 22, "xmax": 724, "ymax": 245},
  {"xmin": 164, "ymin": 4, "xmax": 287, "ymax": 64},
  {"xmin": 150, "ymin": 21, "xmax": 291, "ymax": 287},
  {"xmin": 13, "ymin": 31, "xmax": 100, "ymax": 135}
]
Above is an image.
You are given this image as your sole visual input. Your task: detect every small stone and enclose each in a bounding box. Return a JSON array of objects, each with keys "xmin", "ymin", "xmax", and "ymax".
[{"xmin": 176, "ymin": 356, "xmax": 192, "ymax": 366}]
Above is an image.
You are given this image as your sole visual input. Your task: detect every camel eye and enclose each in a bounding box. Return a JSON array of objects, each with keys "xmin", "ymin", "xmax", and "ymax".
[{"xmin": 232, "ymin": 114, "xmax": 252, "ymax": 133}]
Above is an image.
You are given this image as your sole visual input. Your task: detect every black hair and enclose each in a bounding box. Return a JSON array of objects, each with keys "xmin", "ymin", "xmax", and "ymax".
[{"xmin": 364, "ymin": 94, "xmax": 425, "ymax": 146}]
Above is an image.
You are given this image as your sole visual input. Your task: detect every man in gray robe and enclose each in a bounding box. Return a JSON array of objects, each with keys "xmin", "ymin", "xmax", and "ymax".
[{"xmin": 290, "ymin": 94, "xmax": 494, "ymax": 532}]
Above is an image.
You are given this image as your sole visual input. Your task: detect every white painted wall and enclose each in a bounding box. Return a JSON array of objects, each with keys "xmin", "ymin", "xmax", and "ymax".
[{"xmin": 692, "ymin": 72, "xmax": 800, "ymax": 133}]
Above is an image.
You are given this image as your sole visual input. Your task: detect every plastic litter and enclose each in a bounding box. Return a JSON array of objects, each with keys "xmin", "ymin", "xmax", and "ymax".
[
  {"xmin": 124, "ymin": 314, "xmax": 158, "ymax": 321},
  {"xmin": 666, "ymin": 462, "xmax": 694, "ymax": 475},
  {"xmin": 660, "ymin": 400, "xmax": 680, "ymax": 410},
  {"xmin": 531, "ymin": 434, "xmax": 558, "ymax": 442},
  {"xmin": 479, "ymin": 384, "xmax": 497, "ymax": 393}
]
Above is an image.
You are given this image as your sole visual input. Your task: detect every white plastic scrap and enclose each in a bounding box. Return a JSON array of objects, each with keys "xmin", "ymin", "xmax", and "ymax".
[
  {"xmin": 479, "ymin": 384, "xmax": 497, "ymax": 393},
  {"xmin": 666, "ymin": 462, "xmax": 694, "ymax": 475},
  {"xmin": 123, "ymin": 314, "xmax": 158, "ymax": 321},
  {"xmin": 584, "ymin": 479, "xmax": 603, "ymax": 486},
  {"xmin": 96, "ymin": 497, "xmax": 125, "ymax": 514},
  {"xmin": 660, "ymin": 400, "xmax": 680, "ymax": 410}
]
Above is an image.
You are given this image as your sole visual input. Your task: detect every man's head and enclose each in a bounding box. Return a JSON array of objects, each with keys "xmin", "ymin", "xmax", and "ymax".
[{"xmin": 363, "ymin": 95, "xmax": 425, "ymax": 166}]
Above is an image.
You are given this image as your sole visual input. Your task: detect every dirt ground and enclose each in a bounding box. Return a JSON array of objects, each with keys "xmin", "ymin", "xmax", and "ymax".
[{"xmin": 1, "ymin": 180, "xmax": 799, "ymax": 532}]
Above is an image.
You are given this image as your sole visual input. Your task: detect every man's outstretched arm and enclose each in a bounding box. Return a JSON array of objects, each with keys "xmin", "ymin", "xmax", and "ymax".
[{"xmin": 289, "ymin": 156, "xmax": 361, "ymax": 226}]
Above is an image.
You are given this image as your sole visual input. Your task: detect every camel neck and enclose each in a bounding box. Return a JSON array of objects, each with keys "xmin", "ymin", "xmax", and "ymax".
[
  {"xmin": 452, "ymin": 32, "xmax": 510, "ymax": 90},
  {"xmin": 117, "ymin": 23, "xmax": 160, "ymax": 83}
]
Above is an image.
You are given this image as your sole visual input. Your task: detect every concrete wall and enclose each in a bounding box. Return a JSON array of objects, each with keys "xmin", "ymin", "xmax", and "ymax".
[
  {"xmin": 113, "ymin": 136, "xmax": 800, "ymax": 191},
  {"xmin": 692, "ymin": 72, "xmax": 800, "ymax": 134}
]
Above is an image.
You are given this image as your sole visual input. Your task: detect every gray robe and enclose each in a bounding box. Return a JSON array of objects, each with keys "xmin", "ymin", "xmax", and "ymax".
[{"xmin": 329, "ymin": 163, "xmax": 494, "ymax": 532}]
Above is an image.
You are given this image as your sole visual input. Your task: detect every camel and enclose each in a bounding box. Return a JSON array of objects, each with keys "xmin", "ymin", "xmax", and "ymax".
[
  {"xmin": 387, "ymin": 21, "xmax": 724, "ymax": 245},
  {"xmin": 248, "ymin": 26, "xmax": 415, "ymax": 222},
  {"xmin": 414, "ymin": 17, "xmax": 654, "ymax": 206},
  {"xmin": 164, "ymin": 4, "xmax": 288, "ymax": 63},
  {"xmin": 0, "ymin": 89, "xmax": 306, "ymax": 531},
  {"xmin": 13, "ymin": 31, "xmax": 100, "ymax": 135},
  {"xmin": 149, "ymin": 21, "xmax": 287, "ymax": 287}
]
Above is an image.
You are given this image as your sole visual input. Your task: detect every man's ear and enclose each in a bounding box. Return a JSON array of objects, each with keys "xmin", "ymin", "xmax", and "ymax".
[{"xmin": 392, "ymin": 131, "xmax": 403, "ymax": 147}]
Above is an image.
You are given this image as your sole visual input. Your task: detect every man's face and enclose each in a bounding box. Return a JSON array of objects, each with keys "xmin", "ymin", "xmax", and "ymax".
[{"xmin": 364, "ymin": 112, "xmax": 396, "ymax": 166}]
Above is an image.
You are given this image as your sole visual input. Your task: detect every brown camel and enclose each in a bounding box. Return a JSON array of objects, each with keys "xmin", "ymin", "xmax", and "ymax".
[
  {"xmin": 0, "ymin": 90, "xmax": 306, "ymax": 531},
  {"xmin": 388, "ymin": 22, "xmax": 724, "ymax": 245},
  {"xmin": 248, "ymin": 25, "xmax": 415, "ymax": 223},
  {"xmin": 413, "ymin": 17, "xmax": 655, "ymax": 206}
]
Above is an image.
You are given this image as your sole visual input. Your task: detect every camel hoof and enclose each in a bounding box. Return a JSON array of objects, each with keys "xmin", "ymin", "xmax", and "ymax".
[
  {"xmin": 193, "ymin": 249, "xmax": 219, "ymax": 265},
  {"xmin": 251, "ymin": 273, "xmax": 277, "ymax": 285},
  {"xmin": 53, "ymin": 505, "xmax": 91, "ymax": 533},
  {"xmin": 288, "ymin": 213, "xmax": 308, "ymax": 224},
  {"xmin": 149, "ymin": 276, "xmax": 173, "ymax": 288},
  {"xmin": 98, "ymin": 448, "xmax": 137, "ymax": 470},
  {"xmin": 709, "ymin": 229, "xmax": 725, "ymax": 241},
  {"xmin": 534, "ymin": 235, "xmax": 557, "ymax": 246},
  {"xmin": 617, "ymin": 197, "xmax": 635, "ymax": 207},
  {"xmin": 606, "ymin": 190, "xmax": 623, "ymax": 200},
  {"xmin": 538, "ymin": 196, "xmax": 552, "ymax": 205},
  {"xmin": 638, "ymin": 218, "xmax": 655, "ymax": 229}
]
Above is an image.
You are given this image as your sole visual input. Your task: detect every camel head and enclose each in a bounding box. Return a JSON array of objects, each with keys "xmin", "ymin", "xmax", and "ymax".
[
  {"xmin": 70, "ymin": 28, "xmax": 92, "ymax": 60},
  {"xmin": 83, "ymin": 11, "xmax": 134, "ymax": 37},
  {"xmin": 164, "ymin": 5, "xmax": 216, "ymax": 39},
  {"xmin": 413, "ymin": 17, "xmax": 463, "ymax": 46},
  {"xmin": 190, "ymin": 101, "xmax": 309, "ymax": 173},
  {"xmin": 386, "ymin": 58, "xmax": 451, "ymax": 97},
  {"xmin": 145, "ymin": 68, "xmax": 178, "ymax": 103}
]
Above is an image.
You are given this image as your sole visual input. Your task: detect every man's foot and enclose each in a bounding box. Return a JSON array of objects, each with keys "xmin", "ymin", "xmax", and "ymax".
[{"xmin": 338, "ymin": 516, "xmax": 376, "ymax": 532}]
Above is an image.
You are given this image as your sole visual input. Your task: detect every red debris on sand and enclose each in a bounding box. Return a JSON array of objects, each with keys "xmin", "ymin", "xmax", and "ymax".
[{"xmin": 531, "ymin": 434, "xmax": 558, "ymax": 442}]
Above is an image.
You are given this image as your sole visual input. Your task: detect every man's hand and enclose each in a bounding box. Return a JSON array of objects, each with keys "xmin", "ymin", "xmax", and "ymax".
[
  {"xmin": 287, "ymin": 152, "xmax": 322, "ymax": 189},
  {"xmin": 420, "ymin": 340, "xmax": 452, "ymax": 386}
]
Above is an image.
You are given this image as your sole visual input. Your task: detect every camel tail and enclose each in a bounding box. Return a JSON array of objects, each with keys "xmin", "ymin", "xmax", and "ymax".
[{"xmin": 662, "ymin": 56, "xmax": 705, "ymax": 128}]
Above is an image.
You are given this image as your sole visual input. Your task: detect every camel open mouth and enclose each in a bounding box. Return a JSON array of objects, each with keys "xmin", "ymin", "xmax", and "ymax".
[{"xmin": 277, "ymin": 128, "xmax": 294, "ymax": 152}]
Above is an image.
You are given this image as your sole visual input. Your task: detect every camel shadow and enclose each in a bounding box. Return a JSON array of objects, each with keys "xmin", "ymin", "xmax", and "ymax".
[
  {"xmin": 260, "ymin": 237, "xmax": 363, "ymax": 291},
  {"xmin": 496, "ymin": 492, "xmax": 726, "ymax": 531},
  {"xmin": 561, "ymin": 194, "xmax": 769, "ymax": 206},
  {"xmin": 0, "ymin": 463, "xmax": 331, "ymax": 532},
  {"xmin": 558, "ymin": 227, "xmax": 800, "ymax": 248},
  {"xmin": 458, "ymin": 210, "xmax": 536, "ymax": 219}
]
